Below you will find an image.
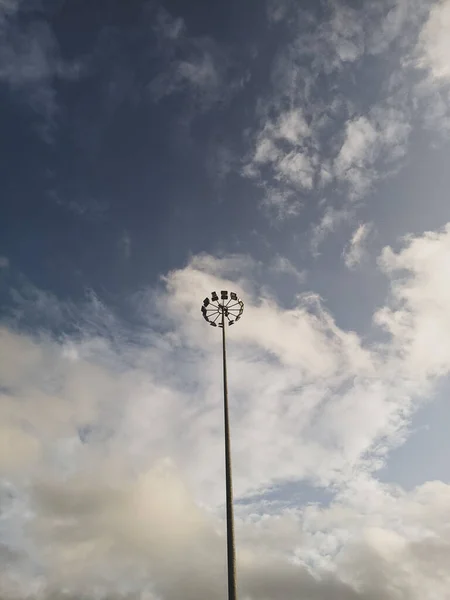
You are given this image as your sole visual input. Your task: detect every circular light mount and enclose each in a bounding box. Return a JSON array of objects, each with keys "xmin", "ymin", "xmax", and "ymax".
[{"xmin": 201, "ymin": 291, "xmax": 244, "ymax": 327}]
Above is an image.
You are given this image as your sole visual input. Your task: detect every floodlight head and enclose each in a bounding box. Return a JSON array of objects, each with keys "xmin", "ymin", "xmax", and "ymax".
[{"xmin": 201, "ymin": 291, "xmax": 244, "ymax": 328}]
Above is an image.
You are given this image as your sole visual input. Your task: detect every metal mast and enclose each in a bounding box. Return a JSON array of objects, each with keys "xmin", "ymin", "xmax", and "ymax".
[{"xmin": 201, "ymin": 291, "xmax": 244, "ymax": 600}]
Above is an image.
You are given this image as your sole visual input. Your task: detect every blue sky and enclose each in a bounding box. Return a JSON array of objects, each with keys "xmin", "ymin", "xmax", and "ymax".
[{"xmin": 2, "ymin": 0, "xmax": 450, "ymax": 598}]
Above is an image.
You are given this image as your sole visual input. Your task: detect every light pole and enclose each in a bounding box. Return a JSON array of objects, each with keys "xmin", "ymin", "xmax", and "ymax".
[{"xmin": 201, "ymin": 291, "xmax": 244, "ymax": 600}]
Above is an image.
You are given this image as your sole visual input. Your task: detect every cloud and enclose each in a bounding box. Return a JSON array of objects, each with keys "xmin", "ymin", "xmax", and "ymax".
[
  {"xmin": 2, "ymin": 222, "xmax": 450, "ymax": 596},
  {"xmin": 243, "ymin": 108, "xmax": 317, "ymax": 217},
  {"xmin": 412, "ymin": 0, "xmax": 450, "ymax": 135},
  {"xmin": 148, "ymin": 6, "xmax": 243, "ymax": 113},
  {"xmin": 119, "ymin": 230, "xmax": 131, "ymax": 260},
  {"xmin": 154, "ymin": 6, "xmax": 185, "ymax": 41},
  {"xmin": 29, "ymin": 461, "xmax": 223, "ymax": 595},
  {"xmin": 0, "ymin": 1, "xmax": 82, "ymax": 135},
  {"xmin": 26, "ymin": 462, "xmax": 359, "ymax": 600},
  {"xmin": 245, "ymin": 109, "xmax": 311, "ymax": 162},
  {"xmin": 310, "ymin": 207, "xmax": 353, "ymax": 256},
  {"xmin": 334, "ymin": 117, "xmax": 378, "ymax": 195},
  {"xmin": 269, "ymin": 255, "xmax": 306, "ymax": 283},
  {"xmin": 325, "ymin": 2, "xmax": 365, "ymax": 65},
  {"xmin": 417, "ymin": 0, "xmax": 450, "ymax": 81},
  {"xmin": 0, "ymin": 0, "xmax": 21, "ymax": 24},
  {"xmin": 343, "ymin": 223, "xmax": 372, "ymax": 269},
  {"xmin": 3, "ymin": 462, "xmax": 450, "ymax": 599},
  {"xmin": 240, "ymin": 0, "xmax": 440, "ymax": 229},
  {"xmin": 150, "ymin": 51, "xmax": 221, "ymax": 104},
  {"xmin": 375, "ymin": 223, "xmax": 450, "ymax": 380},
  {"xmin": 50, "ymin": 192, "xmax": 109, "ymax": 219},
  {"xmin": 333, "ymin": 107, "xmax": 411, "ymax": 198},
  {"xmin": 266, "ymin": 0, "xmax": 295, "ymax": 24},
  {"xmin": 270, "ymin": 0, "xmax": 428, "ymax": 62},
  {"xmin": 1, "ymin": 3, "xmax": 448, "ymax": 596},
  {"xmin": 0, "ymin": 255, "xmax": 9, "ymax": 268},
  {"xmin": 310, "ymin": 478, "xmax": 450, "ymax": 597}
]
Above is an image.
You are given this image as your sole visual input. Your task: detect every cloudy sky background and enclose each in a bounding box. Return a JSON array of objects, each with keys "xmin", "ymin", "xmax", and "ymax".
[{"xmin": 1, "ymin": 0, "xmax": 450, "ymax": 598}]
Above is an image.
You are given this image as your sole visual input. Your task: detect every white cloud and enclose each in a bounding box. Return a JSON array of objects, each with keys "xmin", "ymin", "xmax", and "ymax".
[
  {"xmin": 0, "ymin": 255, "xmax": 9, "ymax": 268},
  {"xmin": 4, "ymin": 1, "xmax": 450, "ymax": 598},
  {"xmin": 311, "ymin": 207, "xmax": 353, "ymax": 256},
  {"xmin": 276, "ymin": 151, "xmax": 315, "ymax": 189},
  {"xmin": 417, "ymin": 0, "xmax": 450, "ymax": 81},
  {"xmin": 0, "ymin": 424, "xmax": 39, "ymax": 474},
  {"xmin": 269, "ymin": 255, "xmax": 306, "ymax": 283},
  {"xmin": 243, "ymin": 108, "xmax": 316, "ymax": 216},
  {"xmin": 364, "ymin": 0, "xmax": 428, "ymax": 56},
  {"xmin": 334, "ymin": 110, "xmax": 411, "ymax": 199},
  {"xmin": 343, "ymin": 223, "xmax": 372, "ymax": 269},
  {"xmin": 261, "ymin": 187, "xmax": 301, "ymax": 220},
  {"xmin": 275, "ymin": 108, "xmax": 310, "ymax": 143},
  {"xmin": 376, "ymin": 223, "xmax": 450, "ymax": 380},
  {"xmin": 246, "ymin": 109, "xmax": 311, "ymax": 175},
  {"xmin": 409, "ymin": 0, "xmax": 450, "ymax": 136},
  {"xmin": 240, "ymin": 0, "xmax": 437, "ymax": 225},
  {"xmin": 327, "ymin": 3, "xmax": 365, "ymax": 64},
  {"xmin": 4, "ymin": 460, "xmax": 450, "ymax": 599},
  {"xmin": 319, "ymin": 478, "xmax": 450, "ymax": 594},
  {"xmin": 251, "ymin": 137, "xmax": 280, "ymax": 166},
  {"xmin": 335, "ymin": 117, "xmax": 378, "ymax": 178},
  {"xmin": 2, "ymin": 223, "xmax": 450, "ymax": 597}
]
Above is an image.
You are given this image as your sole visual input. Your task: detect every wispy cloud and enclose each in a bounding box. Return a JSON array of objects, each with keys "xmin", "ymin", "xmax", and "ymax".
[
  {"xmin": 269, "ymin": 255, "xmax": 306, "ymax": 283},
  {"xmin": 2, "ymin": 221, "xmax": 450, "ymax": 597},
  {"xmin": 2, "ymin": 3, "xmax": 450, "ymax": 597},
  {"xmin": 240, "ymin": 0, "xmax": 441, "ymax": 235},
  {"xmin": 413, "ymin": 0, "xmax": 450, "ymax": 134},
  {"xmin": 244, "ymin": 110, "xmax": 312, "ymax": 180},
  {"xmin": 243, "ymin": 107, "xmax": 319, "ymax": 218},
  {"xmin": 343, "ymin": 223, "xmax": 372, "ymax": 269},
  {"xmin": 334, "ymin": 109, "xmax": 410, "ymax": 199},
  {"xmin": 266, "ymin": 0, "xmax": 295, "ymax": 25},
  {"xmin": 119, "ymin": 230, "xmax": 131, "ymax": 260},
  {"xmin": 0, "ymin": 0, "xmax": 82, "ymax": 138},
  {"xmin": 375, "ymin": 222, "xmax": 450, "ymax": 379},
  {"xmin": 47, "ymin": 188, "xmax": 109, "ymax": 219},
  {"xmin": 311, "ymin": 207, "xmax": 353, "ymax": 256},
  {"xmin": 149, "ymin": 6, "xmax": 245, "ymax": 113},
  {"xmin": 416, "ymin": 0, "xmax": 450, "ymax": 81}
]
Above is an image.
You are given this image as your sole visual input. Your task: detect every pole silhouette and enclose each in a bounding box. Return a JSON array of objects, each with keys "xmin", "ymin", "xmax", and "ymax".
[
  {"xmin": 201, "ymin": 291, "xmax": 244, "ymax": 600},
  {"xmin": 222, "ymin": 306, "xmax": 237, "ymax": 600}
]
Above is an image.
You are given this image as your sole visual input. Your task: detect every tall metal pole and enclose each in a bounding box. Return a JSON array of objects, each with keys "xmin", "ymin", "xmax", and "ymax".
[
  {"xmin": 222, "ymin": 306, "xmax": 237, "ymax": 600},
  {"xmin": 201, "ymin": 291, "xmax": 244, "ymax": 600}
]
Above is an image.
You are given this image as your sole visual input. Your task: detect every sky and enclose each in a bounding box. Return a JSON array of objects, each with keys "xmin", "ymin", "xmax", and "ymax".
[{"xmin": 1, "ymin": 0, "xmax": 450, "ymax": 598}]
